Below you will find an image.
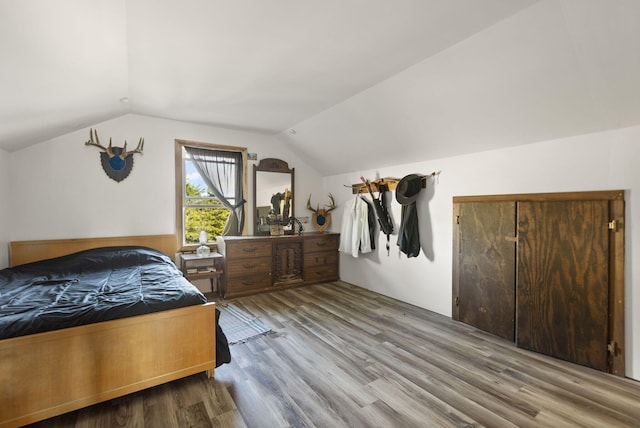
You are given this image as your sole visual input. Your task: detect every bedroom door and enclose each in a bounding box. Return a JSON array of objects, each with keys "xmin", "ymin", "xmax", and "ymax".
[{"xmin": 516, "ymin": 200, "xmax": 609, "ymax": 371}]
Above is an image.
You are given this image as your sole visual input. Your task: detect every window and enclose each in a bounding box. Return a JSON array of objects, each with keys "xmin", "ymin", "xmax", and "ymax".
[
  {"xmin": 175, "ymin": 140, "xmax": 247, "ymax": 249},
  {"xmin": 184, "ymin": 158, "xmax": 230, "ymax": 244}
]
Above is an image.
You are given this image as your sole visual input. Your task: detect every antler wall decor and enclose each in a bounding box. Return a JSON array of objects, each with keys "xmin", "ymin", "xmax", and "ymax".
[
  {"xmin": 85, "ymin": 128, "xmax": 144, "ymax": 182},
  {"xmin": 307, "ymin": 193, "xmax": 336, "ymax": 232}
]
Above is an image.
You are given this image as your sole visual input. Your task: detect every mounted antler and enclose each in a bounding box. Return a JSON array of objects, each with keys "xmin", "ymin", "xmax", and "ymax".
[
  {"xmin": 120, "ymin": 138, "xmax": 144, "ymax": 159},
  {"xmin": 84, "ymin": 128, "xmax": 146, "ymax": 182},
  {"xmin": 326, "ymin": 193, "xmax": 336, "ymax": 212},
  {"xmin": 307, "ymin": 194, "xmax": 337, "ymax": 212},
  {"xmin": 307, "ymin": 194, "xmax": 337, "ymax": 232},
  {"xmin": 307, "ymin": 195, "xmax": 318, "ymax": 213},
  {"xmin": 85, "ymin": 129, "xmax": 114, "ymax": 157}
]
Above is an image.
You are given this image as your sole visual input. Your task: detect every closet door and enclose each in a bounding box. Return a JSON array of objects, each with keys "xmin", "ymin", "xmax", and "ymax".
[
  {"xmin": 454, "ymin": 201, "xmax": 516, "ymax": 341},
  {"xmin": 516, "ymin": 200, "xmax": 609, "ymax": 371}
]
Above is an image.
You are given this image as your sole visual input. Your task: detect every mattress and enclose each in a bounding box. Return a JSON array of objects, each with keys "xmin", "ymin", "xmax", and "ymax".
[{"xmin": 0, "ymin": 246, "xmax": 207, "ymax": 340}]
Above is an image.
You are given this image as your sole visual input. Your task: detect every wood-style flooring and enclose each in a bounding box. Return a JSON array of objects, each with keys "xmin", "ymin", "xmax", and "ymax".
[{"xmin": 28, "ymin": 281, "xmax": 640, "ymax": 427}]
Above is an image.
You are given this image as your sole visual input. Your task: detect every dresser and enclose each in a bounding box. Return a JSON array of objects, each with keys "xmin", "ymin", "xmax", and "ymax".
[
  {"xmin": 216, "ymin": 233, "xmax": 339, "ymax": 298},
  {"xmin": 303, "ymin": 233, "xmax": 339, "ymax": 283}
]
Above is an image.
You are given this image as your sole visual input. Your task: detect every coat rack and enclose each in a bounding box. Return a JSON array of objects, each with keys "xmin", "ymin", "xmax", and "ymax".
[{"xmin": 348, "ymin": 172, "xmax": 438, "ymax": 194}]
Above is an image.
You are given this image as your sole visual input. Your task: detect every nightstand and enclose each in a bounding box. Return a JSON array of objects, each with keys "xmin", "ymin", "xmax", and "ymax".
[{"xmin": 179, "ymin": 252, "xmax": 224, "ymax": 297}]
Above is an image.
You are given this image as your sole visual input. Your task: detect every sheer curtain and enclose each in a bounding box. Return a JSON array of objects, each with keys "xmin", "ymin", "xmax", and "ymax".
[{"xmin": 185, "ymin": 147, "xmax": 245, "ymax": 236}]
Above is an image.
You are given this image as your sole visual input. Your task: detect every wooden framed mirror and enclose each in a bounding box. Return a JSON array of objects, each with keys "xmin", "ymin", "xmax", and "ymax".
[{"xmin": 253, "ymin": 158, "xmax": 295, "ymax": 235}]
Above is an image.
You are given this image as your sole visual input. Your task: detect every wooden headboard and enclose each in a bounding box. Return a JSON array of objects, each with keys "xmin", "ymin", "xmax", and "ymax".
[{"xmin": 9, "ymin": 234, "xmax": 178, "ymax": 267}]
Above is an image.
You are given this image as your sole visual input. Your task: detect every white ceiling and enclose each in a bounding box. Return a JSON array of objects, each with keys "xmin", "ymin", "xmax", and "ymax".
[{"xmin": 2, "ymin": 0, "xmax": 639, "ymax": 176}]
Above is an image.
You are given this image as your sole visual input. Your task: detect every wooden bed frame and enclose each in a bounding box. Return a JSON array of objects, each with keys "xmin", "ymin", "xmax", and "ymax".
[{"xmin": 1, "ymin": 235, "xmax": 216, "ymax": 428}]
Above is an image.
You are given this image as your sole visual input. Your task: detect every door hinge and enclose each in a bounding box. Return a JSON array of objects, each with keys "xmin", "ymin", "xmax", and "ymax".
[
  {"xmin": 608, "ymin": 220, "xmax": 617, "ymax": 231},
  {"xmin": 607, "ymin": 341, "xmax": 619, "ymax": 356},
  {"xmin": 455, "ymin": 296, "xmax": 459, "ymax": 306}
]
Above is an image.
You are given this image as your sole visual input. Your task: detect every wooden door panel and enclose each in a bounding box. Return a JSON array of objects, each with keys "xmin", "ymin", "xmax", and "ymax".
[
  {"xmin": 517, "ymin": 200, "xmax": 609, "ymax": 371},
  {"xmin": 457, "ymin": 201, "xmax": 516, "ymax": 341},
  {"xmin": 273, "ymin": 240, "xmax": 303, "ymax": 285}
]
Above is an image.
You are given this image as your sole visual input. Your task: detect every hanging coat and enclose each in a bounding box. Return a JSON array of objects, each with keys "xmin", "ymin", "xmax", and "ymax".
[
  {"xmin": 339, "ymin": 196, "xmax": 371, "ymax": 257},
  {"xmin": 397, "ymin": 201, "xmax": 420, "ymax": 257},
  {"xmin": 361, "ymin": 198, "xmax": 376, "ymax": 250},
  {"xmin": 395, "ymin": 174, "xmax": 423, "ymax": 258}
]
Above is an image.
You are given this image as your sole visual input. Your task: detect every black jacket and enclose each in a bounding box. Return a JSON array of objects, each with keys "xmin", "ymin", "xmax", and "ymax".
[
  {"xmin": 397, "ymin": 202, "xmax": 420, "ymax": 258},
  {"xmin": 361, "ymin": 198, "xmax": 376, "ymax": 250}
]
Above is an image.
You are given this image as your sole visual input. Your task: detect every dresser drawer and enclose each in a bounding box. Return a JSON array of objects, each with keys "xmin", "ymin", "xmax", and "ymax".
[
  {"xmin": 304, "ymin": 264, "xmax": 338, "ymax": 283},
  {"xmin": 227, "ymin": 256, "xmax": 272, "ymax": 278},
  {"xmin": 227, "ymin": 240, "xmax": 272, "ymax": 259},
  {"xmin": 226, "ymin": 273, "xmax": 272, "ymax": 291},
  {"xmin": 303, "ymin": 250, "xmax": 338, "ymax": 268},
  {"xmin": 303, "ymin": 234, "xmax": 339, "ymax": 252}
]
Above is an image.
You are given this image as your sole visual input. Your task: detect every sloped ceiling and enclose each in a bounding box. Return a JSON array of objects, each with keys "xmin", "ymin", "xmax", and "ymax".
[
  {"xmin": 2, "ymin": 0, "xmax": 639, "ymax": 175},
  {"xmin": 280, "ymin": 0, "xmax": 640, "ymax": 175}
]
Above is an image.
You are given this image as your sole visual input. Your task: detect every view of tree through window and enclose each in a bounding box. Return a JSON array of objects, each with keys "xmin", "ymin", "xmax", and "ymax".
[{"xmin": 184, "ymin": 161, "xmax": 231, "ymax": 244}]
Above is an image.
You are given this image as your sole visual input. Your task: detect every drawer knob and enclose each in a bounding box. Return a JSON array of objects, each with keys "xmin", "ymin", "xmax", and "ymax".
[
  {"xmin": 242, "ymin": 263, "xmax": 257, "ymax": 269},
  {"xmin": 242, "ymin": 247, "xmax": 257, "ymax": 253}
]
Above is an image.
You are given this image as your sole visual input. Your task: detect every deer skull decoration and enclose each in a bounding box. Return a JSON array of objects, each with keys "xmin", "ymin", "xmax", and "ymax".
[
  {"xmin": 85, "ymin": 128, "xmax": 144, "ymax": 182},
  {"xmin": 307, "ymin": 193, "xmax": 337, "ymax": 232}
]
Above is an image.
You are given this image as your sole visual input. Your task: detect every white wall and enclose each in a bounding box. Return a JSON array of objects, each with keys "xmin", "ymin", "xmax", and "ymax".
[
  {"xmin": 0, "ymin": 148, "xmax": 10, "ymax": 269},
  {"xmin": 7, "ymin": 113, "xmax": 324, "ymax": 253},
  {"xmin": 325, "ymin": 126, "xmax": 640, "ymax": 380}
]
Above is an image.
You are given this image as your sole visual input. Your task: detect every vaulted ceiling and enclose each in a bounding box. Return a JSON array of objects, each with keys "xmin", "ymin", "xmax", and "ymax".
[{"xmin": 2, "ymin": 1, "xmax": 639, "ymax": 175}]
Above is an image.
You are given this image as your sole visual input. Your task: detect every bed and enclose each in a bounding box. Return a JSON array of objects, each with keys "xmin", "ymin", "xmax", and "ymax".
[{"xmin": 0, "ymin": 235, "xmax": 219, "ymax": 428}]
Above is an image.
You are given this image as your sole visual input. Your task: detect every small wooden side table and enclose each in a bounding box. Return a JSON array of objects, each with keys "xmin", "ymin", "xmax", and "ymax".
[{"xmin": 179, "ymin": 252, "xmax": 224, "ymax": 297}]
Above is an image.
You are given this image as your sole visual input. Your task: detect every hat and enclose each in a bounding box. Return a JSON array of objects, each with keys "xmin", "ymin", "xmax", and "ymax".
[{"xmin": 395, "ymin": 174, "xmax": 423, "ymax": 205}]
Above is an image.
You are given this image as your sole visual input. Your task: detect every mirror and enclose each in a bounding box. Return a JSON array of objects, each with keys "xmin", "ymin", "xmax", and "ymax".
[{"xmin": 253, "ymin": 158, "xmax": 295, "ymax": 235}]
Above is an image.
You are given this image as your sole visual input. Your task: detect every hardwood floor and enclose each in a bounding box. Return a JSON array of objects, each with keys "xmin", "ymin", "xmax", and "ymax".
[{"xmin": 28, "ymin": 281, "xmax": 640, "ymax": 427}]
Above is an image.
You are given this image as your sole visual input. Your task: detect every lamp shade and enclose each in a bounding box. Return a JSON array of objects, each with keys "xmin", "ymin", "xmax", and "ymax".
[{"xmin": 197, "ymin": 229, "xmax": 210, "ymax": 256}]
